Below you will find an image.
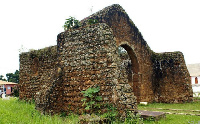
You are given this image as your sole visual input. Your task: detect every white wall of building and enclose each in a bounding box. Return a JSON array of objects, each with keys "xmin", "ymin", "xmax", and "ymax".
[
  {"xmin": 192, "ymin": 84, "xmax": 200, "ymax": 92},
  {"xmin": 191, "ymin": 76, "xmax": 200, "ymax": 97}
]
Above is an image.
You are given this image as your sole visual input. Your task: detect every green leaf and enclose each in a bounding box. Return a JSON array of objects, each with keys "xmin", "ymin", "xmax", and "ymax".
[
  {"xmin": 95, "ymin": 96, "xmax": 102, "ymax": 101},
  {"xmin": 94, "ymin": 104, "xmax": 101, "ymax": 108},
  {"xmin": 89, "ymin": 101, "xmax": 95, "ymax": 105},
  {"xmin": 81, "ymin": 98, "xmax": 87, "ymax": 101},
  {"xmin": 82, "ymin": 101, "xmax": 86, "ymax": 106},
  {"xmin": 85, "ymin": 106, "xmax": 90, "ymax": 110}
]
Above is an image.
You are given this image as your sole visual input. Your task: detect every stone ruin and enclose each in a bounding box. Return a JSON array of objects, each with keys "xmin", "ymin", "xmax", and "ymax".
[{"xmin": 19, "ymin": 4, "xmax": 193, "ymax": 116}]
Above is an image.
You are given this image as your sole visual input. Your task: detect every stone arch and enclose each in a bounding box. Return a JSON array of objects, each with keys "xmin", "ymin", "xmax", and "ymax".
[{"xmin": 118, "ymin": 42, "xmax": 141, "ymax": 101}]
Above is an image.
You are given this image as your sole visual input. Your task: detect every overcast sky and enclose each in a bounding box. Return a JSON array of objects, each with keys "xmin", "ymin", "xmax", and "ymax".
[{"xmin": 0, "ymin": 0, "xmax": 200, "ymax": 77}]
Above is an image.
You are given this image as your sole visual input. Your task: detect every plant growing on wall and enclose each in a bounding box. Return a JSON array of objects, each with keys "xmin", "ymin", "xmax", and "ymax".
[
  {"xmin": 88, "ymin": 18, "xmax": 98, "ymax": 25},
  {"xmin": 63, "ymin": 16, "xmax": 81, "ymax": 30},
  {"xmin": 81, "ymin": 86, "xmax": 102, "ymax": 113}
]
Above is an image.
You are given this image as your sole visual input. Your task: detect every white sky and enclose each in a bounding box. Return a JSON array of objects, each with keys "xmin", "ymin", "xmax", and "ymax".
[{"xmin": 0, "ymin": 0, "xmax": 200, "ymax": 77}]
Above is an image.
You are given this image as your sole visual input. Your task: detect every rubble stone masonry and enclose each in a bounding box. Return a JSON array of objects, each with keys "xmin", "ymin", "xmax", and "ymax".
[{"xmin": 19, "ymin": 4, "xmax": 193, "ymax": 116}]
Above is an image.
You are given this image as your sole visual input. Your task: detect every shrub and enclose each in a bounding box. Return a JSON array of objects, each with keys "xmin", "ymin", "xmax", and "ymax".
[
  {"xmin": 81, "ymin": 86, "xmax": 102, "ymax": 114},
  {"xmin": 63, "ymin": 16, "xmax": 81, "ymax": 30}
]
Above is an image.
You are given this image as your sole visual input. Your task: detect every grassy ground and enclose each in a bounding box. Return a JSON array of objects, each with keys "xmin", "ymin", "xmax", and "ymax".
[
  {"xmin": 0, "ymin": 97, "xmax": 79, "ymax": 124},
  {"xmin": 0, "ymin": 97, "xmax": 200, "ymax": 124},
  {"xmin": 138, "ymin": 101, "xmax": 200, "ymax": 124},
  {"xmin": 138, "ymin": 101, "xmax": 200, "ymax": 110},
  {"xmin": 143, "ymin": 114, "xmax": 200, "ymax": 124}
]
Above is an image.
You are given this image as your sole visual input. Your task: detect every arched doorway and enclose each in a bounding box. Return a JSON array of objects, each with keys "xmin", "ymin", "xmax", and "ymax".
[{"xmin": 118, "ymin": 44, "xmax": 141, "ymax": 101}]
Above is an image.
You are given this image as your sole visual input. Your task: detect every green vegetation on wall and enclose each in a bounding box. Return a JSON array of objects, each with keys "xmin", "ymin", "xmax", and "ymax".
[
  {"xmin": 81, "ymin": 86, "xmax": 102, "ymax": 113},
  {"xmin": 87, "ymin": 18, "xmax": 98, "ymax": 25},
  {"xmin": 63, "ymin": 17, "xmax": 81, "ymax": 30}
]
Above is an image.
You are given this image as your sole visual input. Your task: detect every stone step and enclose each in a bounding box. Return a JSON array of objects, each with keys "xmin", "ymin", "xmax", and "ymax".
[{"xmin": 138, "ymin": 110, "xmax": 166, "ymax": 121}]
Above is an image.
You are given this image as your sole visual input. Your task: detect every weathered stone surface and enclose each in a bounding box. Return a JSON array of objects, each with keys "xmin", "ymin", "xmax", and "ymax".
[
  {"xmin": 151, "ymin": 52, "xmax": 193, "ymax": 103},
  {"xmin": 138, "ymin": 110, "xmax": 166, "ymax": 121},
  {"xmin": 19, "ymin": 4, "xmax": 193, "ymax": 116}
]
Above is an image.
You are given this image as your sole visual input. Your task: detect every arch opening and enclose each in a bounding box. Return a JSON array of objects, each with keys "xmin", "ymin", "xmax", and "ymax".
[{"xmin": 118, "ymin": 44, "xmax": 141, "ymax": 101}]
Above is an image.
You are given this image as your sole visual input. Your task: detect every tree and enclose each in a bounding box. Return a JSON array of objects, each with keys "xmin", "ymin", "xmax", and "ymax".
[
  {"xmin": 0, "ymin": 75, "xmax": 6, "ymax": 81},
  {"xmin": 6, "ymin": 70, "xmax": 19, "ymax": 83}
]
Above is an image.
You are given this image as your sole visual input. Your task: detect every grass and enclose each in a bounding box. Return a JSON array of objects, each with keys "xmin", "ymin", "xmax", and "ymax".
[
  {"xmin": 0, "ymin": 97, "xmax": 79, "ymax": 124},
  {"xmin": 139, "ymin": 108, "xmax": 200, "ymax": 115},
  {"xmin": 143, "ymin": 114, "xmax": 200, "ymax": 124},
  {"xmin": 138, "ymin": 101, "xmax": 200, "ymax": 110},
  {"xmin": 138, "ymin": 101, "xmax": 200, "ymax": 115},
  {"xmin": 138, "ymin": 101, "xmax": 200, "ymax": 124},
  {"xmin": 0, "ymin": 97, "xmax": 200, "ymax": 124}
]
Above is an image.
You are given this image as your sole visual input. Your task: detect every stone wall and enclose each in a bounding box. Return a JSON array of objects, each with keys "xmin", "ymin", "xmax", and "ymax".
[
  {"xmin": 81, "ymin": 4, "xmax": 155, "ymax": 102},
  {"xmin": 19, "ymin": 46, "xmax": 57, "ymax": 102},
  {"xmin": 19, "ymin": 4, "xmax": 193, "ymax": 116},
  {"xmin": 20, "ymin": 23, "xmax": 137, "ymax": 115},
  {"xmin": 52, "ymin": 23, "xmax": 136, "ymax": 115},
  {"xmin": 152, "ymin": 52, "xmax": 193, "ymax": 103},
  {"xmin": 80, "ymin": 4, "xmax": 193, "ymax": 103}
]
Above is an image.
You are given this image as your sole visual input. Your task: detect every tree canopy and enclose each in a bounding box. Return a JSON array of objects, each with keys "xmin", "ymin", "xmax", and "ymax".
[
  {"xmin": 0, "ymin": 75, "xmax": 7, "ymax": 81},
  {"xmin": 6, "ymin": 70, "xmax": 19, "ymax": 83}
]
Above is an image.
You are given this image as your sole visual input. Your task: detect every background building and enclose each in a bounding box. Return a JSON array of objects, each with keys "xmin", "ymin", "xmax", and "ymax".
[
  {"xmin": 187, "ymin": 63, "xmax": 200, "ymax": 97},
  {"xmin": 0, "ymin": 80, "xmax": 17, "ymax": 96}
]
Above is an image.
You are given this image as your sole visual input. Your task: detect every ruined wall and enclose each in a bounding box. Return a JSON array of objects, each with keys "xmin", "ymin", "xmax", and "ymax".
[
  {"xmin": 58, "ymin": 23, "xmax": 136, "ymax": 114},
  {"xmin": 19, "ymin": 46, "xmax": 57, "ymax": 102},
  {"xmin": 19, "ymin": 4, "xmax": 193, "ymax": 116},
  {"xmin": 152, "ymin": 52, "xmax": 193, "ymax": 103},
  {"xmin": 80, "ymin": 4, "xmax": 193, "ymax": 103},
  {"xmin": 30, "ymin": 23, "xmax": 136, "ymax": 115},
  {"xmin": 81, "ymin": 4, "xmax": 155, "ymax": 102}
]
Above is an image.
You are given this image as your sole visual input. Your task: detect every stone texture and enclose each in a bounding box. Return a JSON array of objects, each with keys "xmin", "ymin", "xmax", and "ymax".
[
  {"xmin": 19, "ymin": 4, "xmax": 193, "ymax": 116},
  {"xmin": 19, "ymin": 46, "xmax": 57, "ymax": 103},
  {"xmin": 151, "ymin": 52, "xmax": 193, "ymax": 103}
]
